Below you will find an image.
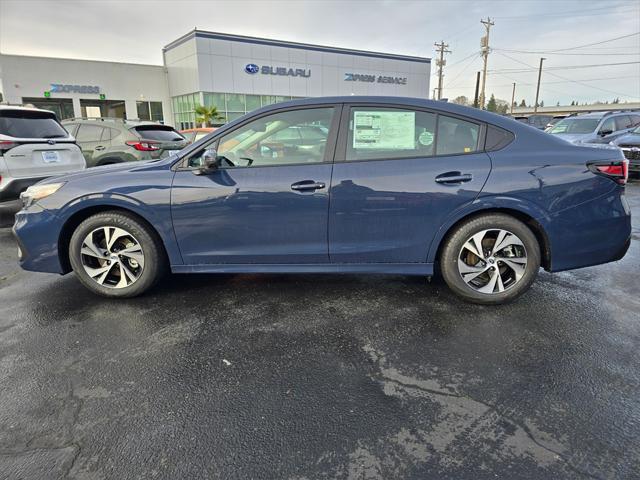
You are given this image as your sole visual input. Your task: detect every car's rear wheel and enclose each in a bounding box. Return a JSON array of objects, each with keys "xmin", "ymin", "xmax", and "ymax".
[
  {"xmin": 440, "ymin": 214, "xmax": 541, "ymax": 304},
  {"xmin": 69, "ymin": 211, "xmax": 166, "ymax": 298}
]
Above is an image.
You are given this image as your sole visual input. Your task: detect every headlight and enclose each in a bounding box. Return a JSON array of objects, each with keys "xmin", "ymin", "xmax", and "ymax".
[{"xmin": 20, "ymin": 182, "xmax": 65, "ymax": 207}]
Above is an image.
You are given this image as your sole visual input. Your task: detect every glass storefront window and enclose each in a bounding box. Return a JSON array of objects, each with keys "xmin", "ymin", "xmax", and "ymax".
[
  {"xmin": 226, "ymin": 93, "xmax": 245, "ymax": 112},
  {"xmin": 226, "ymin": 112, "xmax": 245, "ymax": 122},
  {"xmin": 246, "ymin": 95, "xmax": 261, "ymax": 112},
  {"xmin": 137, "ymin": 101, "xmax": 151, "ymax": 121},
  {"xmin": 261, "ymin": 95, "xmax": 276, "ymax": 107},
  {"xmin": 150, "ymin": 102, "xmax": 163, "ymax": 122},
  {"xmin": 203, "ymin": 93, "xmax": 225, "ymax": 110}
]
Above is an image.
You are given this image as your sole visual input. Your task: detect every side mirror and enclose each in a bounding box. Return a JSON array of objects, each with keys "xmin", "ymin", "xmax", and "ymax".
[
  {"xmin": 600, "ymin": 129, "xmax": 613, "ymax": 137},
  {"xmin": 193, "ymin": 148, "xmax": 219, "ymax": 175}
]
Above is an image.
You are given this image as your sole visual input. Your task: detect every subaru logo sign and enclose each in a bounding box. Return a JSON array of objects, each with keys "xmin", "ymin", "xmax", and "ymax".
[
  {"xmin": 245, "ymin": 63, "xmax": 259, "ymax": 74},
  {"xmin": 47, "ymin": 140, "xmax": 56, "ymax": 145}
]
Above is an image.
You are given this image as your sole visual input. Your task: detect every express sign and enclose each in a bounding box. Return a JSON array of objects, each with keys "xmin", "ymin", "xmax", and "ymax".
[{"xmin": 50, "ymin": 84, "xmax": 101, "ymax": 94}]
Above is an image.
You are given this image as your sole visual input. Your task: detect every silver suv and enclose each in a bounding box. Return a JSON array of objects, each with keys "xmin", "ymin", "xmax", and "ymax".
[
  {"xmin": 0, "ymin": 106, "xmax": 85, "ymax": 224},
  {"xmin": 547, "ymin": 111, "xmax": 640, "ymax": 144}
]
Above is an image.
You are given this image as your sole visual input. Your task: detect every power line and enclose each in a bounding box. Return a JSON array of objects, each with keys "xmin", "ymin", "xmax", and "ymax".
[
  {"xmin": 447, "ymin": 53, "xmax": 481, "ymax": 89},
  {"xmin": 494, "ymin": 48, "xmax": 640, "ymax": 56},
  {"xmin": 495, "ymin": 52, "xmax": 639, "ymax": 99},
  {"xmin": 489, "ymin": 61, "xmax": 640, "ymax": 73},
  {"xmin": 501, "ymin": 32, "xmax": 640, "ymax": 54},
  {"xmin": 492, "ymin": 3, "xmax": 636, "ymax": 19}
]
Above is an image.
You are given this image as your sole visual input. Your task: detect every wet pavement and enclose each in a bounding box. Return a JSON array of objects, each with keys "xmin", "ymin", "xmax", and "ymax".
[{"xmin": 0, "ymin": 183, "xmax": 639, "ymax": 480}]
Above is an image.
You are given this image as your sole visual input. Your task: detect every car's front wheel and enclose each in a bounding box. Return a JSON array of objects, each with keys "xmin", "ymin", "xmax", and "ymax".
[
  {"xmin": 69, "ymin": 211, "xmax": 166, "ymax": 298},
  {"xmin": 440, "ymin": 214, "xmax": 541, "ymax": 305}
]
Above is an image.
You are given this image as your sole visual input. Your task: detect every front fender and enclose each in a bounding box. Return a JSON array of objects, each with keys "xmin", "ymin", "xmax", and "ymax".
[
  {"xmin": 53, "ymin": 192, "xmax": 183, "ymax": 267},
  {"xmin": 425, "ymin": 195, "xmax": 551, "ymax": 264}
]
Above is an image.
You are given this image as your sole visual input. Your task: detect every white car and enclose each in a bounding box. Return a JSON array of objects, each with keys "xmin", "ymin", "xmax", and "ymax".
[{"xmin": 0, "ymin": 105, "xmax": 86, "ymax": 224}]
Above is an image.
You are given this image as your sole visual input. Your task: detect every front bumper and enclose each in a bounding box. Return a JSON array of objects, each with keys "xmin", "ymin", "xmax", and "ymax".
[{"xmin": 13, "ymin": 204, "xmax": 66, "ymax": 274}]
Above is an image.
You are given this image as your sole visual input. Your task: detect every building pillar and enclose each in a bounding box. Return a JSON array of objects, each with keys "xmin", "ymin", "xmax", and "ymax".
[
  {"xmin": 125, "ymin": 99, "xmax": 138, "ymax": 120},
  {"xmin": 72, "ymin": 97, "xmax": 82, "ymax": 118}
]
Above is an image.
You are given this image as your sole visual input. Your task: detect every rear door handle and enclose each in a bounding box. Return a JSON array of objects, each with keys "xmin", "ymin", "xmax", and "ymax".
[
  {"xmin": 435, "ymin": 172, "xmax": 473, "ymax": 184},
  {"xmin": 291, "ymin": 180, "xmax": 326, "ymax": 191},
  {"xmin": 95, "ymin": 146, "xmax": 106, "ymax": 151}
]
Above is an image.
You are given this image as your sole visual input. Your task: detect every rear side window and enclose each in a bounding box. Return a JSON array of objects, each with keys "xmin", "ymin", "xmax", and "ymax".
[
  {"xmin": 346, "ymin": 108, "xmax": 437, "ymax": 161},
  {"xmin": 345, "ymin": 107, "xmax": 481, "ymax": 161},
  {"xmin": 630, "ymin": 115, "xmax": 640, "ymax": 127},
  {"xmin": 133, "ymin": 126, "xmax": 185, "ymax": 142},
  {"xmin": 0, "ymin": 110, "xmax": 69, "ymax": 139},
  {"xmin": 436, "ymin": 116, "xmax": 479, "ymax": 155},
  {"xmin": 485, "ymin": 125, "xmax": 514, "ymax": 151},
  {"xmin": 76, "ymin": 125, "xmax": 104, "ymax": 142}
]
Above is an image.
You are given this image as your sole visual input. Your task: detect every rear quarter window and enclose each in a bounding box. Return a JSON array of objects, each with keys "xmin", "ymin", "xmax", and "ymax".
[{"xmin": 0, "ymin": 110, "xmax": 69, "ymax": 139}]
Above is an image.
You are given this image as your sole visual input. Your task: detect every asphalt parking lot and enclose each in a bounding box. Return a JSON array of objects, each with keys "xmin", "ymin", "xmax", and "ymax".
[{"xmin": 0, "ymin": 183, "xmax": 639, "ymax": 480}]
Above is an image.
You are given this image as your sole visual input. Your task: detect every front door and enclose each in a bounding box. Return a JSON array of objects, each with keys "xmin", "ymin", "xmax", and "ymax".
[
  {"xmin": 329, "ymin": 105, "xmax": 492, "ymax": 263},
  {"xmin": 171, "ymin": 105, "xmax": 339, "ymax": 265}
]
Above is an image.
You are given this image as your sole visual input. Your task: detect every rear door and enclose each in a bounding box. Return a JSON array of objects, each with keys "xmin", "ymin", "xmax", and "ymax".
[
  {"xmin": 0, "ymin": 109, "xmax": 85, "ymax": 178},
  {"xmin": 75, "ymin": 124, "xmax": 107, "ymax": 166},
  {"xmin": 328, "ymin": 104, "xmax": 491, "ymax": 263}
]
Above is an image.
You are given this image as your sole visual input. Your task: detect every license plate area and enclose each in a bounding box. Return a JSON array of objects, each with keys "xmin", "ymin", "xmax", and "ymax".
[{"xmin": 42, "ymin": 151, "xmax": 60, "ymax": 163}]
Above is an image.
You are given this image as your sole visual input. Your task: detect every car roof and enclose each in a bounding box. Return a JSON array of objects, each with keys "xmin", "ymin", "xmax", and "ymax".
[{"xmin": 0, "ymin": 104, "xmax": 58, "ymax": 115}]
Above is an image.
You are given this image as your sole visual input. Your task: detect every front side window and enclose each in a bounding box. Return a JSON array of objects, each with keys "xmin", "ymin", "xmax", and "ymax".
[
  {"xmin": 600, "ymin": 117, "xmax": 615, "ymax": 133},
  {"xmin": 190, "ymin": 107, "xmax": 334, "ymax": 168}
]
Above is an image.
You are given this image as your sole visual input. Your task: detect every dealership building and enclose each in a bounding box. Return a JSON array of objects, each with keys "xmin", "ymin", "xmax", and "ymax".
[{"xmin": 0, "ymin": 30, "xmax": 431, "ymax": 129}]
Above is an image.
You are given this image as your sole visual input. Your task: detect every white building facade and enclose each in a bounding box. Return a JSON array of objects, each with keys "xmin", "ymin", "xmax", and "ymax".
[{"xmin": 0, "ymin": 30, "xmax": 430, "ymax": 128}]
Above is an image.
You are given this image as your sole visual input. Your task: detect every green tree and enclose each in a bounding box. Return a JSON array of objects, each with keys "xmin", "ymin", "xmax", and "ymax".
[
  {"xmin": 486, "ymin": 94, "xmax": 497, "ymax": 112},
  {"xmin": 195, "ymin": 104, "xmax": 224, "ymax": 127},
  {"xmin": 519, "ymin": 99, "xmax": 527, "ymax": 107}
]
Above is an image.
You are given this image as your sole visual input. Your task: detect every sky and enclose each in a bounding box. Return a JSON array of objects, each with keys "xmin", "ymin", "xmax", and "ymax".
[{"xmin": 0, "ymin": 0, "xmax": 639, "ymax": 106}]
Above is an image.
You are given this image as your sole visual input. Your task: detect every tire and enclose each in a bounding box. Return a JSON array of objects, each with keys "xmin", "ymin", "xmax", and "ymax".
[
  {"xmin": 68, "ymin": 211, "xmax": 166, "ymax": 298},
  {"xmin": 439, "ymin": 214, "xmax": 541, "ymax": 305}
]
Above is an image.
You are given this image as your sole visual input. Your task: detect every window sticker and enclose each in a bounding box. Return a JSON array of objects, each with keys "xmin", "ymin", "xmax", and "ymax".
[
  {"xmin": 353, "ymin": 111, "xmax": 415, "ymax": 149},
  {"xmin": 418, "ymin": 131, "xmax": 434, "ymax": 146}
]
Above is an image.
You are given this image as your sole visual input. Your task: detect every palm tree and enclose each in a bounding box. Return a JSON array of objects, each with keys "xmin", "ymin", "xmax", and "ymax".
[{"xmin": 195, "ymin": 104, "xmax": 224, "ymax": 127}]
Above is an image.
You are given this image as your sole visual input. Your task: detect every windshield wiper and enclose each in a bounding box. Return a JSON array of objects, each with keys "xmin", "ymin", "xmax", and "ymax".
[{"xmin": 42, "ymin": 134, "xmax": 67, "ymax": 138}]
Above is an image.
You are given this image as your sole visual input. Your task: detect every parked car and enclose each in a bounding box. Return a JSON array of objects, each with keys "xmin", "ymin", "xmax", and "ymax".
[
  {"xmin": 544, "ymin": 115, "xmax": 568, "ymax": 130},
  {"xmin": 180, "ymin": 127, "xmax": 216, "ymax": 144},
  {"xmin": 62, "ymin": 118, "xmax": 187, "ymax": 167},
  {"xmin": 512, "ymin": 114, "xmax": 553, "ymax": 130},
  {"xmin": 547, "ymin": 111, "xmax": 640, "ymax": 144},
  {"xmin": 610, "ymin": 125, "xmax": 640, "ymax": 177},
  {"xmin": 13, "ymin": 97, "xmax": 631, "ymax": 304},
  {"xmin": 0, "ymin": 106, "xmax": 85, "ymax": 224}
]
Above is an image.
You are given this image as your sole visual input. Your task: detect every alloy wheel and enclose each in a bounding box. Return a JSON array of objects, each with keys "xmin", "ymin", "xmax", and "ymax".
[
  {"xmin": 80, "ymin": 226, "xmax": 145, "ymax": 288},
  {"xmin": 457, "ymin": 228, "xmax": 528, "ymax": 294}
]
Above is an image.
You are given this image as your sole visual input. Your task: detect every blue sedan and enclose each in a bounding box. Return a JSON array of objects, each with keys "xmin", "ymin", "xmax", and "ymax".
[{"xmin": 13, "ymin": 97, "xmax": 631, "ymax": 304}]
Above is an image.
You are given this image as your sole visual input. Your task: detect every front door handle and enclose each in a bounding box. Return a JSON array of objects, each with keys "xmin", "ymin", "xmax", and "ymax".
[
  {"xmin": 435, "ymin": 172, "xmax": 473, "ymax": 184},
  {"xmin": 291, "ymin": 180, "xmax": 326, "ymax": 192},
  {"xmin": 95, "ymin": 145, "xmax": 106, "ymax": 151}
]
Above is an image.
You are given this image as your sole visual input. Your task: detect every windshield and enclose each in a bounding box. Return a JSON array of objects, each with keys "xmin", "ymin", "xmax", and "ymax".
[
  {"xmin": 632, "ymin": 126, "xmax": 640, "ymax": 134},
  {"xmin": 133, "ymin": 125, "xmax": 185, "ymax": 142},
  {"xmin": 548, "ymin": 118, "xmax": 600, "ymax": 135},
  {"xmin": 0, "ymin": 110, "xmax": 69, "ymax": 139}
]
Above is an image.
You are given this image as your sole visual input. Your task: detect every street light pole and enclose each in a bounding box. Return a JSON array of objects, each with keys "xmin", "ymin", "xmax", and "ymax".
[
  {"xmin": 510, "ymin": 82, "xmax": 516, "ymax": 115},
  {"xmin": 534, "ymin": 57, "xmax": 546, "ymax": 113}
]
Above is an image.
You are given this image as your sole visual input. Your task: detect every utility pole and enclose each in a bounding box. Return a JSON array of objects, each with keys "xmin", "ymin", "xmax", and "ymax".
[
  {"xmin": 479, "ymin": 17, "xmax": 494, "ymax": 109},
  {"xmin": 434, "ymin": 41, "xmax": 451, "ymax": 100},
  {"xmin": 473, "ymin": 71, "xmax": 481, "ymax": 108},
  {"xmin": 534, "ymin": 57, "xmax": 546, "ymax": 113},
  {"xmin": 510, "ymin": 82, "xmax": 516, "ymax": 115}
]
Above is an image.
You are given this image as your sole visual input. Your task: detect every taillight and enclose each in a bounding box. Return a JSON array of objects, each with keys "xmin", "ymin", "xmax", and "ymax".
[
  {"xmin": 126, "ymin": 140, "xmax": 160, "ymax": 151},
  {"xmin": 588, "ymin": 159, "xmax": 628, "ymax": 185},
  {"xmin": 0, "ymin": 140, "xmax": 19, "ymax": 154}
]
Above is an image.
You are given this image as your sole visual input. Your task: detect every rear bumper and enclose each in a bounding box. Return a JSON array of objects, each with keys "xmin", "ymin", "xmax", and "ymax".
[
  {"xmin": 548, "ymin": 188, "xmax": 632, "ymax": 272},
  {"xmin": 13, "ymin": 204, "xmax": 65, "ymax": 274}
]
